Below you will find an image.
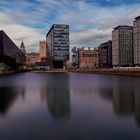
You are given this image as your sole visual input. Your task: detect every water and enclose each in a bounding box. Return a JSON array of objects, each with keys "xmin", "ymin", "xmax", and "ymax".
[{"xmin": 0, "ymin": 72, "xmax": 140, "ymax": 140}]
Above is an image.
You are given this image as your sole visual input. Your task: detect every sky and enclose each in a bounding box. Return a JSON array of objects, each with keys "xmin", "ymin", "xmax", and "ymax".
[{"xmin": 0, "ymin": 0, "xmax": 140, "ymax": 52}]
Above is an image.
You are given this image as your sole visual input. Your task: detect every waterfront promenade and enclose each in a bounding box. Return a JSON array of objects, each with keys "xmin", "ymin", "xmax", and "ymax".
[
  {"xmin": 1, "ymin": 68, "xmax": 140, "ymax": 77},
  {"xmin": 31, "ymin": 68, "xmax": 140, "ymax": 77}
]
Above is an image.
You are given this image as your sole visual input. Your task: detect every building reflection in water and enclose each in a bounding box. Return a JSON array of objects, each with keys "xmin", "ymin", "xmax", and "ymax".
[
  {"xmin": 0, "ymin": 86, "xmax": 25, "ymax": 116},
  {"xmin": 112, "ymin": 78, "xmax": 134, "ymax": 114},
  {"xmin": 99, "ymin": 77, "xmax": 140, "ymax": 126},
  {"xmin": 134, "ymin": 79, "xmax": 140, "ymax": 125},
  {"xmin": 40, "ymin": 73, "xmax": 70, "ymax": 119}
]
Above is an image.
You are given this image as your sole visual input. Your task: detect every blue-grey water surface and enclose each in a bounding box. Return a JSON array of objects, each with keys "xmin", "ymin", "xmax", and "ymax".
[{"xmin": 0, "ymin": 72, "xmax": 140, "ymax": 140}]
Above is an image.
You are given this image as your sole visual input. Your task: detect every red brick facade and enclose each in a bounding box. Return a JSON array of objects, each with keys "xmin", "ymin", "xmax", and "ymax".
[{"xmin": 79, "ymin": 47, "xmax": 98, "ymax": 68}]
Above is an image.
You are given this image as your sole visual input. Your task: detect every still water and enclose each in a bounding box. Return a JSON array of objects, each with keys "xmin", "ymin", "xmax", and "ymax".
[{"xmin": 0, "ymin": 72, "xmax": 140, "ymax": 140}]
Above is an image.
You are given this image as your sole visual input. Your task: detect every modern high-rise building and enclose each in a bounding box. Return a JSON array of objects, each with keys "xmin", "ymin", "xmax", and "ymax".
[
  {"xmin": 98, "ymin": 40, "xmax": 112, "ymax": 68},
  {"xmin": 112, "ymin": 25, "xmax": 133, "ymax": 67},
  {"xmin": 46, "ymin": 24, "xmax": 69, "ymax": 68},
  {"xmin": 39, "ymin": 41, "xmax": 47, "ymax": 59},
  {"xmin": 133, "ymin": 16, "xmax": 140, "ymax": 66}
]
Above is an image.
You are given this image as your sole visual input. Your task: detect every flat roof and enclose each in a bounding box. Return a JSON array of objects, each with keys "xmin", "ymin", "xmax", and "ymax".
[
  {"xmin": 135, "ymin": 16, "xmax": 140, "ymax": 20},
  {"xmin": 113, "ymin": 25, "xmax": 133, "ymax": 30},
  {"xmin": 100, "ymin": 40, "xmax": 112, "ymax": 46},
  {"xmin": 46, "ymin": 24, "xmax": 69, "ymax": 37}
]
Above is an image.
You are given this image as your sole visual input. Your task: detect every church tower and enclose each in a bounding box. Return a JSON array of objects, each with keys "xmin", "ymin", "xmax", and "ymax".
[{"xmin": 20, "ymin": 40, "xmax": 26, "ymax": 55}]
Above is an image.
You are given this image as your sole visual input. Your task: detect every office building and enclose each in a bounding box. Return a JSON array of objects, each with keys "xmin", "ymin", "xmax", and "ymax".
[
  {"xmin": 112, "ymin": 26, "xmax": 133, "ymax": 67},
  {"xmin": 46, "ymin": 24, "xmax": 69, "ymax": 68},
  {"xmin": 98, "ymin": 40, "xmax": 112, "ymax": 68},
  {"xmin": 133, "ymin": 16, "xmax": 140, "ymax": 66}
]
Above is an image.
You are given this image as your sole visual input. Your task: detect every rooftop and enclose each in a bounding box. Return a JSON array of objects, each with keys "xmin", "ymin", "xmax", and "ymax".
[
  {"xmin": 113, "ymin": 25, "xmax": 133, "ymax": 30},
  {"xmin": 135, "ymin": 16, "xmax": 140, "ymax": 20}
]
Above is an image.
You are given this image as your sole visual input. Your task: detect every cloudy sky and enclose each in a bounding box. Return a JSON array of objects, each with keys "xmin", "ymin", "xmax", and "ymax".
[{"xmin": 0, "ymin": 0, "xmax": 140, "ymax": 52}]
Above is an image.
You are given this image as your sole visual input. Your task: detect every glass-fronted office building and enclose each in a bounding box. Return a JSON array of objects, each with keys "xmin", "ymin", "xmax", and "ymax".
[{"xmin": 46, "ymin": 24, "xmax": 69, "ymax": 68}]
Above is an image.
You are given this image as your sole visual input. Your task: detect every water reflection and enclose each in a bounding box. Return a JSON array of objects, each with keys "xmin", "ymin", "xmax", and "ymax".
[
  {"xmin": 1, "ymin": 73, "xmax": 140, "ymax": 140},
  {"xmin": 40, "ymin": 73, "xmax": 70, "ymax": 119},
  {"xmin": 99, "ymin": 77, "xmax": 140, "ymax": 126},
  {"xmin": 0, "ymin": 86, "xmax": 25, "ymax": 115}
]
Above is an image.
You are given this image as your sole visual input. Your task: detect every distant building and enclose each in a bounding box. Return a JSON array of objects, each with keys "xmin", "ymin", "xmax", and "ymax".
[
  {"xmin": 133, "ymin": 16, "xmax": 140, "ymax": 66},
  {"xmin": 79, "ymin": 47, "xmax": 98, "ymax": 69},
  {"xmin": 0, "ymin": 30, "xmax": 25, "ymax": 69},
  {"xmin": 46, "ymin": 24, "xmax": 69, "ymax": 68},
  {"xmin": 98, "ymin": 40, "xmax": 112, "ymax": 68},
  {"xmin": 20, "ymin": 40, "xmax": 26, "ymax": 55},
  {"xmin": 112, "ymin": 25, "xmax": 133, "ymax": 67},
  {"xmin": 26, "ymin": 52, "xmax": 40, "ymax": 65},
  {"xmin": 39, "ymin": 41, "xmax": 47, "ymax": 59},
  {"xmin": 71, "ymin": 47, "xmax": 79, "ymax": 67}
]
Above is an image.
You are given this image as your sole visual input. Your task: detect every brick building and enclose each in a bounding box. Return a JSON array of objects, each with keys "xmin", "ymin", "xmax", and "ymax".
[{"xmin": 79, "ymin": 47, "xmax": 98, "ymax": 69}]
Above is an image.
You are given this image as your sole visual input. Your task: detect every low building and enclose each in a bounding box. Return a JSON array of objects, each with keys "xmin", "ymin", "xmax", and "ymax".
[
  {"xmin": 98, "ymin": 40, "xmax": 112, "ymax": 68},
  {"xmin": 26, "ymin": 52, "xmax": 40, "ymax": 66},
  {"xmin": 79, "ymin": 47, "xmax": 98, "ymax": 69}
]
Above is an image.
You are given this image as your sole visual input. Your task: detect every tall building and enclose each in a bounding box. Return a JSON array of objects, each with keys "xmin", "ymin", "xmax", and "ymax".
[
  {"xmin": 39, "ymin": 41, "xmax": 47, "ymax": 59},
  {"xmin": 46, "ymin": 24, "xmax": 69, "ymax": 68},
  {"xmin": 112, "ymin": 25, "xmax": 133, "ymax": 67},
  {"xmin": 79, "ymin": 47, "xmax": 98, "ymax": 69},
  {"xmin": 98, "ymin": 40, "xmax": 112, "ymax": 68},
  {"xmin": 20, "ymin": 40, "xmax": 26, "ymax": 55},
  {"xmin": 133, "ymin": 16, "xmax": 140, "ymax": 66},
  {"xmin": 0, "ymin": 30, "xmax": 25, "ymax": 69}
]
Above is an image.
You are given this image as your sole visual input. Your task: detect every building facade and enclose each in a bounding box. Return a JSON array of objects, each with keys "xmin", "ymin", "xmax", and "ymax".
[
  {"xmin": 46, "ymin": 24, "xmax": 69, "ymax": 68},
  {"xmin": 0, "ymin": 30, "xmax": 25, "ymax": 69},
  {"xmin": 39, "ymin": 41, "xmax": 47, "ymax": 59},
  {"xmin": 79, "ymin": 47, "xmax": 98, "ymax": 69},
  {"xmin": 112, "ymin": 26, "xmax": 133, "ymax": 67},
  {"xmin": 134, "ymin": 16, "xmax": 140, "ymax": 66},
  {"xmin": 26, "ymin": 53, "xmax": 40, "ymax": 66},
  {"xmin": 98, "ymin": 40, "xmax": 112, "ymax": 68},
  {"xmin": 71, "ymin": 47, "xmax": 79, "ymax": 67}
]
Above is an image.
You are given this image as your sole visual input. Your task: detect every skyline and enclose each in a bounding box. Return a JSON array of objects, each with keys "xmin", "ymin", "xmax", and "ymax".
[{"xmin": 0, "ymin": 0, "xmax": 140, "ymax": 52}]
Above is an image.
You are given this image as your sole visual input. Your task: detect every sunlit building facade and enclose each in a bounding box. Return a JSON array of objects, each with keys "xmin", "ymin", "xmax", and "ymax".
[
  {"xmin": 39, "ymin": 41, "xmax": 47, "ymax": 59},
  {"xmin": 112, "ymin": 26, "xmax": 133, "ymax": 67},
  {"xmin": 133, "ymin": 16, "xmax": 140, "ymax": 66},
  {"xmin": 79, "ymin": 47, "xmax": 98, "ymax": 68}
]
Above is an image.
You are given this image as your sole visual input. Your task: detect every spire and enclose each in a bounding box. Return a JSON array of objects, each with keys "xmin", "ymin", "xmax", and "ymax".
[{"xmin": 20, "ymin": 40, "xmax": 26, "ymax": 55}]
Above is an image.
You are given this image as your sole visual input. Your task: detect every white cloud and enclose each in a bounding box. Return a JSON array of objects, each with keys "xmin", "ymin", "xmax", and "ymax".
[
  {"xmin": 0, "ymin": 0, "xmax": 140, "ymax": 52},
  {"xmin": 0, "ymin": 12, "xmax": 45, "ymax": 52}
]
